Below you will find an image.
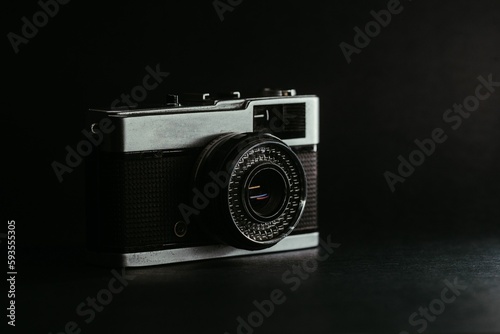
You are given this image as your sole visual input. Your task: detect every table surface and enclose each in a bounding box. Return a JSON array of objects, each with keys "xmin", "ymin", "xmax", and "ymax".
[{"xmin": 11, "ymin": 234, "xmax": 500, "ymax": 334}]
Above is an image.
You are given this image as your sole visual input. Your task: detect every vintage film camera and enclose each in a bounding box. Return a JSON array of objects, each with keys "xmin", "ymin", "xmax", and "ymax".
[{"xmin": 86, "ymin": 89, "xmax": 319, "ymax": 266}]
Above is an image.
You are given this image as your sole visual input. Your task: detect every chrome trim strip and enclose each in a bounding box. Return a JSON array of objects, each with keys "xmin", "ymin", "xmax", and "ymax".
[{"xmin": 86, "ymin": 232, "xmax": 319, "ymax": 267}]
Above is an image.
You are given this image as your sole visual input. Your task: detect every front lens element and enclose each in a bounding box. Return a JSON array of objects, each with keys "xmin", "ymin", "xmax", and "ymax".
[{"xmin": 246, "ymin": 166, "xmax": 288, "ymax": 221}]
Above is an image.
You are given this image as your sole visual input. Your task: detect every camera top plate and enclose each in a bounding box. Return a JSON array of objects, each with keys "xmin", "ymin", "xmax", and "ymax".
[{"xmin": 87, "ymin": 89, "xmax": 319, "ymax": 152}]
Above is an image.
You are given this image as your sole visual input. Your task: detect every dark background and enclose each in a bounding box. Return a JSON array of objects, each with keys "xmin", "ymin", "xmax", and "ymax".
[{"xmin": 3, "ymin": 0, "xmax": 500, "ymax": 333}]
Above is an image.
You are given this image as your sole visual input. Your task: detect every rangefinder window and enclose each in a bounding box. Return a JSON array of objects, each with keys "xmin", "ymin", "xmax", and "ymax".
[{"xmin": 253, "ymin": 103, "xmax": 306, "ymax": 139}]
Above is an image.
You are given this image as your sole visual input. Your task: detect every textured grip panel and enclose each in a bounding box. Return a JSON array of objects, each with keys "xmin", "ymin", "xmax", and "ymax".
[
  {"xmin": 294, "ymin": 149, "xmax": 318, "ymax": 233},
  {"xmin": 96, "ymin": 151, "xmax": 202, "ymax": 252},
  {"xmin": 89, "ymin": 148, "xmax": 317, "ymax": 252}
]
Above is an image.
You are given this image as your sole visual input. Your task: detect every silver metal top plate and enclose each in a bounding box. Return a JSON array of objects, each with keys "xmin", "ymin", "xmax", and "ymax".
[{"xmin": 88, "ymin": 95, "xmax": 319, "ymax": 152}]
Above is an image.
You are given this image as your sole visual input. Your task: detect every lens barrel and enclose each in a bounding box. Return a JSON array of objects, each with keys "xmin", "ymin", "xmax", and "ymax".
[{"xmin": 193, "ymin": 132, "xmax": 307, "ymax": 250}]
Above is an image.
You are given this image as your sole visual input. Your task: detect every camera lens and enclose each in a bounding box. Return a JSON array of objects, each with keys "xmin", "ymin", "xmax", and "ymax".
[
  {"xmin": 245, "ymin": 166, "xmax": 288, "ymax": 221},
  {"xmin": 193, "ymin": 132, "xmax": 307, "ymax": 250}
]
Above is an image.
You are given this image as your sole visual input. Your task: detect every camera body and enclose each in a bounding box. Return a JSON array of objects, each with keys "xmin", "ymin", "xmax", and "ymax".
[{"xmin": 86, "ymin": 89, "xmax": 319, "ymax": 267}]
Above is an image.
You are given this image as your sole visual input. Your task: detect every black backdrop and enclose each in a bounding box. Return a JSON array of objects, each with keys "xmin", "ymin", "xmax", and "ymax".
[
  {"xmin": 3, "ymin": 0, "xmax": 500, "ymax": 333},
  {"xmin": 5, "ymin": 0, "xmax": 499, "ymax": 246}
]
